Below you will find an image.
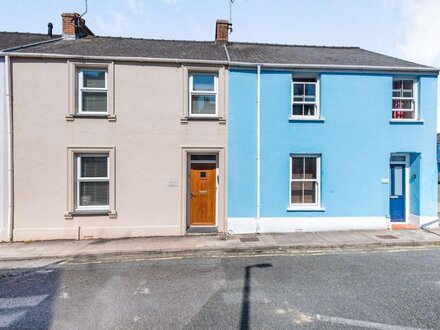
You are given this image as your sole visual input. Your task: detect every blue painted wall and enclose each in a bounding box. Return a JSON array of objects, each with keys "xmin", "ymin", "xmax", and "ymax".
[
  {"xmin": 229, "ymin": 69, "xmax": 438, "ymax": 219},
  {"xmin": 228, "ymin": 70, "xmax": 258, "ymax": 217}
]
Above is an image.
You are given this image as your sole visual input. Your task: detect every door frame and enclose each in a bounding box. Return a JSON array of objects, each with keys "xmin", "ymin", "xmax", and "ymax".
[
  {"xmin": 390, "ymin": 153, "xmax": 410, "ymax": 223},
  {"xmin": 187, "ymin": 153, "xmax": 219, "ymax": 228}
]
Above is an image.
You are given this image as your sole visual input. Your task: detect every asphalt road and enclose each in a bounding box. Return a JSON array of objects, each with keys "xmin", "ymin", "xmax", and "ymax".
[{"xmin": 1, "ymin": 247, "xmax": 440, "ymax": 330}]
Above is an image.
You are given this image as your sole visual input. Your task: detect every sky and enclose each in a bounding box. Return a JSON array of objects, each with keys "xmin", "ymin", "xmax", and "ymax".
[{"xmin": 1, "ymin": 0, "xmax": 440, "ymax": 127}]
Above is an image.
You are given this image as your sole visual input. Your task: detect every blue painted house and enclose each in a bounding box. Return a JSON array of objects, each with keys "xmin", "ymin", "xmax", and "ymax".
[{"xmin": 227, "ymin": 43, "xmax": 438, "ymax": 233}]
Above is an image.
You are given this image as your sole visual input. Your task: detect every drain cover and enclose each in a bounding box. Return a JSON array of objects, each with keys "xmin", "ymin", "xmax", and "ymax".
[
  {"xmin": 240, "ymin": 236, "xmax": 259, "ymax": 242},
  {"xmin": 376, "ymin": 235, "xmax": 398, "ymax": 239}
]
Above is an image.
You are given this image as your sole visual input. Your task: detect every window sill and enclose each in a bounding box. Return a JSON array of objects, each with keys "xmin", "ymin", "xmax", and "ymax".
[
  {"xmin": 389, "ymin": 119, "xmax": 423, "ymax": 125},
  {"xmin": 180, "ymin": 116, "xmax": 226, "ymax": 124},
  {"xmin": 64, "ymin": 209, "xmax": 117, "ymax": 219},
  {"xmin": 288, "ymin": 116, "xmax": 324, "ymax": 122},
  {"xmin": 66, "ymin": 114, "xmax": 116, "ymax": 122},
  {"xmin": 287, "ymin": 206, "xmax": 325, "ymax": 212}
]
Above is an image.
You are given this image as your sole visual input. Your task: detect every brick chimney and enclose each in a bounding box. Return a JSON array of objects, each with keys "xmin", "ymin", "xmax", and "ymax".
[
  {"xmin": 62, "ymin": 13, "xmax": 94, "ymax": 39},
  {"xmin": 215, "ymin": 19, "xmax": 230, "ymax": 44}
]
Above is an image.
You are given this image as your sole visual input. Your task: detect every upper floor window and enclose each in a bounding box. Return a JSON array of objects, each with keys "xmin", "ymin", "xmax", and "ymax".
[
  {"xmin": 292, "ymin": 77, "xmax": 319, "ymax": 119},
  {"xmin": 392, "ymin": 79, "xmax": 417, "ymax": 120},
  {"xmin": 290, "ymin": 155, "xmax": 321, "ymax": 207},
  {"xmin": 78, "ymin": 69, "xmax": 108, "ymax": 114},
  {"xmin": 189, "ymin": 73, "xmax": 218, "ymax": 117}
]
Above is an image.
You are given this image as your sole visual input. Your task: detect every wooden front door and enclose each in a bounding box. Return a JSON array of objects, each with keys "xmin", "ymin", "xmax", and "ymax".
[{"xmin": 190, "ymin": 163, "xmax": 216, "ymax": 226}]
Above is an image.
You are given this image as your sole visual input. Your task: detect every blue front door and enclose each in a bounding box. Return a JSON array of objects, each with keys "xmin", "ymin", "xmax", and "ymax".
[{"xmin": 390, "ymin": 164, "xmax": 405, "ymax": 222}]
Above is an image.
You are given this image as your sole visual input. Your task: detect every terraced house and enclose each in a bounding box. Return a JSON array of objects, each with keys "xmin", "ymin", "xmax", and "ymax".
[{"xmin": 0, "ymin": 13, "xmax": 438, "ymax": 241}]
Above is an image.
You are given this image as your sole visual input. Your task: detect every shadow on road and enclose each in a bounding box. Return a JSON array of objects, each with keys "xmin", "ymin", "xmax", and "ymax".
[
  {"xmin": 239, "ymin": 263, "xmax": 272, "ymax": 330},
  {"xmin": 0, "ymin": 262, "xmax": 62, "ymax": 329}
]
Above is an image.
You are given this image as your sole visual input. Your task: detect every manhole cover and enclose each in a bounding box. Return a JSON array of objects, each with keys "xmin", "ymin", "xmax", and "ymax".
[
  {"xmin": 376, "ymin": 235, "xmax": 398, "ymax": 239},
  {"xmin": 240, "ymin": 237, "xmax": 259, "ymax": 242}
]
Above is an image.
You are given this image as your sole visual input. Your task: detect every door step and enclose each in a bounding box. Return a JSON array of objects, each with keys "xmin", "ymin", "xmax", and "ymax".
[
  {"xmin": 391, "ymin": 223, "xmax": 418, "ymax": 230},
  {"xmin": 186, "ymin": 227, "xmax": 218, "ymax": 235}
]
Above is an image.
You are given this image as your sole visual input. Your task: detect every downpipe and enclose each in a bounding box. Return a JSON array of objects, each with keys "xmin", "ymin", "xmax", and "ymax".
[
  {"xmin": 256, "ymin": 65, "xmax": 261, "ymax": 233},
  {"xmin": 5, "ymin": 55, "xmax": 14, "ymax": 242}
]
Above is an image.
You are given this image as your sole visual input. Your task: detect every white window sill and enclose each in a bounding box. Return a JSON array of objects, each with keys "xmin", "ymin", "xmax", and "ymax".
[
  {"xmin": 389, "ymin": 119, "xmax": 423, "ymax": 124},
  {"xmin": 288, "ymin": 116, "xmax": 325, "ymax": 122},
  {"xmin": 287, "ymin": 206, "xmax": 326, "ymax": 212}
]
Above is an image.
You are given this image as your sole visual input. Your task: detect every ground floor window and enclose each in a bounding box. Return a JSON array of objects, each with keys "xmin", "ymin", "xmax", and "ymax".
[
  {"xmin": 290, "ymin": 155, "xmax": 321, "ymax": 207},
  {"xmin": 76, "ymin": 154, "xmax": 110, "ymax": 210}
]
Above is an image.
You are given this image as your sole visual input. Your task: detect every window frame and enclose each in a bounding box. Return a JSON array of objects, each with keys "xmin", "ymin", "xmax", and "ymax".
[
  {"xmin": 391, "ymin": 78, "xmax": 418, "ymax": 121},
  {"xmin": 78, "ymin": 68, "xmax": 109, "ymax": 115},
  {"xmin": 291, "ymin": 76, "xmax": 320, "ymax": 119},
  {"xmin": 289, "ymin": 154, "xmax": 321, "ymax": 208},
  {"xmin": 189, "ymin": 72, "xmax": 218, "ymax": 118},
  {"xmin": 75, "ymin": 154, "xmax": 110, "ymax": 211}
]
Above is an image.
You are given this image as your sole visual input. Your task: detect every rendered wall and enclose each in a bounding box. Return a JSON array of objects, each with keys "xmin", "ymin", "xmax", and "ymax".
[
  {"xmin": 11, "ymin": 58, "xmax": 228, "ymax": 241},
  {"xmin": 228, "ymin": 69, "xmax": 438, "ymax": 232}
]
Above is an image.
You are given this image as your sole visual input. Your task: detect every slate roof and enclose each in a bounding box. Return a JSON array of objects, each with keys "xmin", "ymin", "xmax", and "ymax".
[
  {"xmin": 227, "ymin": 42, "xmax": 428, "ymax": 68},
  {"xmin": 15, "ymin": 36, "xmax": 228, "ymax": 61},
  {"xmin": 7, "ymin": 34, "xmax": 435, "ymax": 70},
  {"xmin": 0, "ymin": 32, "xmax": 61, "ymax": 51}
]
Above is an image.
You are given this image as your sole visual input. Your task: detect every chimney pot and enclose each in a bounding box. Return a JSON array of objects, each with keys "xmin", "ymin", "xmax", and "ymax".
[
  {"xmin": 215, "ymin": 19, "xmax": 230, "ymax": 44},
  {"xmin": 47, "ymin": 22, "xmax": 53, "ymax": 37}
]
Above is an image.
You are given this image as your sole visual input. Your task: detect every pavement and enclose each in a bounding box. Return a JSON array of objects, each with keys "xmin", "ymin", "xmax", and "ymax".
[{"xmin": 1, "ymin": 227, "xmax": 440, "ymax": 261}]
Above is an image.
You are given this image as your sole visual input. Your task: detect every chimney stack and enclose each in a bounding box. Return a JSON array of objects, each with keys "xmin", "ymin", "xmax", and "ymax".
[
  {"xmin": 61, "ymin": 13, "xmax": 94, "ymax": 39},
  {"xmin": 215, "ymin": 19, "xmax": 230, "ymax": 44}
]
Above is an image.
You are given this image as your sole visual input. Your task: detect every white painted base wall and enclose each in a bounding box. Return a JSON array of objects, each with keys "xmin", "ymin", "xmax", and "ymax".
[
  {"xmin": 408, "ymin": 214, "xmax": 439, "ymax": 228},
  {"xmin": 227, "ymin": 217, "xmax": 390, "ymax": 234}
]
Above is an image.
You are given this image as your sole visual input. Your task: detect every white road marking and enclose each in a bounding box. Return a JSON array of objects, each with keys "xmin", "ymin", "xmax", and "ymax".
[
  {"xmin": 315, "ymin": 314, "xmax": 432, "ymax": 330},
  {"xmin": 0, "ymin": 294, "xmax": 48, "ymax": 309},
  {"xmin": 0, "ymin": 311, "xmax": 27, "ymax": 328},
  {"xmin": 59, "ymin": 292, "xmax": 69, "ymax": 299}
]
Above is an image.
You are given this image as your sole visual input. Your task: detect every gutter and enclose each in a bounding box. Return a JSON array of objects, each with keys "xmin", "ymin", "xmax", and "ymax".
[
  {"xmin": 2, "ymin": 51, "xmax": 439, "ymax": 74},
  {"xmin": 5, "ymin": 55, "xmax": 13, "ymax": 242}
]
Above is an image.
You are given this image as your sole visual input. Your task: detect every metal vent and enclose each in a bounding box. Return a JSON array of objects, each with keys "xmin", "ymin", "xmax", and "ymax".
[
  {"xmin": 376, "ymin": 235, "xmax": 399, "ymax": 239},
  {"xmin": 240, "ymin": 236, "xmax": 259, "ymax": 242}
]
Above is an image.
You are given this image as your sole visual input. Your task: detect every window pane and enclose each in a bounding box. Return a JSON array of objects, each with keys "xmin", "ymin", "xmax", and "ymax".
[
  {"xmin": 79, "ymin": 182, "xmax": 109, "ymax": 206},
  {"xmin": 82, "ymin": 92, "xmax": 107, "ymax": 112},
  {"xmin": 393, "ymin": 166, "xmax": 403, "ymax": 195},
  {"xmin": 303, "ymin": 104, "xmax": 315, "ymax": 116},
  {"xmin": 291, "ymin": 181, "xmax": 302, "ymax": 204},
  {"xmin": 392, "ymin": 99, "xmax": 412, "ymax": 110},
  {"xmin": 402, "ymin": 80, "xmax": 413, "ymax": 90},
  {"xmin": 192, "ymin": 75, "xmax": 215, "ymax": 91},
  {"xmin": 82, "ymin": 70, "xmax": 106, "ymax": 88},
  {"xmin": 392, "ymin": 90, "xmax": 401, "ymax": 97},
  {"xmin": 393, "ymin": 80, "xmax": 402, "ymax": 90},
  {"xmin": 293, "ymin": 83, "xmax": 304, "ymax": 97},
  {"xmin": 291, "ymin": 157, "xmax": 303, "ymax": 179},
  {"xmin": 81, "ymin": 157, "xmax": 108, "ymax": 178},
  {"xmin": 303, "ymin": 182, "xmax": 316, "ymax": 204},
  {"xmin": 304, "ymin": 158, "xmax": 317, "ymax": 179},
  {"xmin": 292, "ymin": 104, "xmax": 303, "ymax": 116},
  {"xmin": 305, "ymin": 84, "xmax": 316, "ymax": 99},
  {"xmin": 402, "ymin": 90, "xmax": 413, "ymax": 98},
  {"xmin": 191, "ymin": 95, "xmax": 216, "ymax": 115}
]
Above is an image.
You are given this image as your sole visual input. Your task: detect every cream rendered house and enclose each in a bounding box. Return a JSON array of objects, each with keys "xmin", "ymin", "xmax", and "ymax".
[{"xmin": 2, "ymin": 14, "xmax": 230, "ymax": 241}]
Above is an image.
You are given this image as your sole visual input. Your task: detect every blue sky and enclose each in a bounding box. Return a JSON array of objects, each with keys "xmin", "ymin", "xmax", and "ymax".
[
  {"xmin": 1, "ymin": 0, "xmax": 439, "ymax": 66},
  {"xmin": 1, "ymin": 0, "xmax": 440, "ymax": 126}
]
